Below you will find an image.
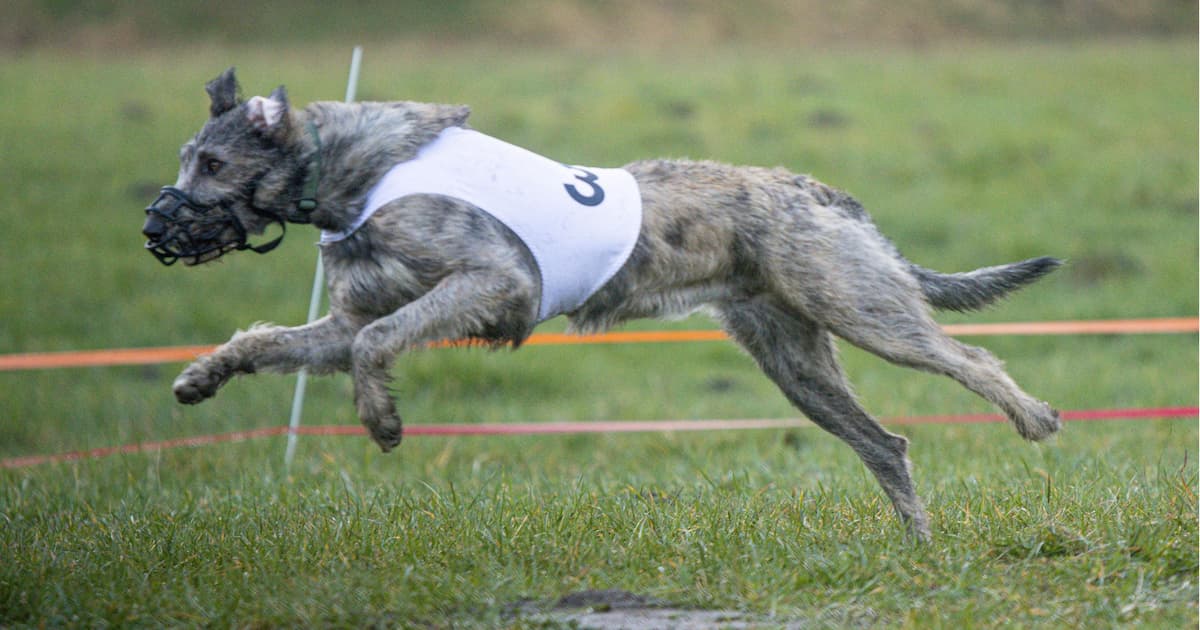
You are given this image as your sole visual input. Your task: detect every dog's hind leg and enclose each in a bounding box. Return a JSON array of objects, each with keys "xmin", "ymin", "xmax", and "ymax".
[
  {"xmin": 173, "ymin": 315, "xmax": 356, "ymax": 405},
  {"xmin": 350, "ymin": 270, "xmax": 537, "ymax": 451},
  {"xmin": 718, "ymin": 298, "xmax": 931, "ymax": 541},
  {"xmin": 820, "ymin": 298, "xmax": 1061, "ymax": 442}
]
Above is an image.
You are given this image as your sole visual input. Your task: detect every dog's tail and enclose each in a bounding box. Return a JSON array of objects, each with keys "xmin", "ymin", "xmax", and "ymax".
[{"xmin": 912, "ymin": 256, "xmax": 1063, "ymax": 312}]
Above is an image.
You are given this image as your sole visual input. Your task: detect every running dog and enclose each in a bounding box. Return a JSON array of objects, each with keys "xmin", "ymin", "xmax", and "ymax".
[{"xmin": 144, "ymin": 68, "xmax": 1062, "ymax": 539}]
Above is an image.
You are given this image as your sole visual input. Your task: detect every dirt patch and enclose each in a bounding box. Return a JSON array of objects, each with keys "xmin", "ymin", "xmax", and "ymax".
[
  {"xmin": 554, "ymin": 588, "xmax": 667, "ymax": 611},
  {"xmin": 514, "ymin": 589, "xmax": 808, "ymax": 629},
  {"xmin": 553, "ymin": 607, "xmax": 777, "ymax": 629}
]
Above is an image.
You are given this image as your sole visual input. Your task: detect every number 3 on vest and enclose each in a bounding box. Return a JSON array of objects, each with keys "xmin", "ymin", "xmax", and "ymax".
[{"xmin": 564, "ymin": 166, "xmax": 606, "ymax": 206}]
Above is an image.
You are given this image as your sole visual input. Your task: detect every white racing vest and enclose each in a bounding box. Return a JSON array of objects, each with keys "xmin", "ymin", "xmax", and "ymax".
[{"xmin": 320, "ymin": 127, "xmax": 643, "ymax": 322}]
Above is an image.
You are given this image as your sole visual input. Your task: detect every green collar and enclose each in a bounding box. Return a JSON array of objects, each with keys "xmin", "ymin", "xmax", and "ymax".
[{"xmin": 296, "ymin": 121, "xmax": 321, "ymax": 213}]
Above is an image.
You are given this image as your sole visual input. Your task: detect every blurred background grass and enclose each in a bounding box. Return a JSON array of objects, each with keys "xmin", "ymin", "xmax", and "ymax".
[{"xmin": 4, "ymin": 0, "xmax": 1195, "ymax": 51}]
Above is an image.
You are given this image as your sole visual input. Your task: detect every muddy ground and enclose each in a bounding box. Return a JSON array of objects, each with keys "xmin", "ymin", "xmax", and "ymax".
[{"xmin": 508, "ymin": 589, "xmax": 876, "ymax": 629}]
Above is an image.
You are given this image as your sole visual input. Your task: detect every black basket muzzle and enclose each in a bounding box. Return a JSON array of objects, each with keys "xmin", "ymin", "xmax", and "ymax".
[{"xmin": 143, "ymin": 186, "xmax": 284, "ymax": 266}]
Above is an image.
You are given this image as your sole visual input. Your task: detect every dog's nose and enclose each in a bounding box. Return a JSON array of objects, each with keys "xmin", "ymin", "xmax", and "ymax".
[{"xmin": 142, "ymin": 215, "xmax": 166, "ymax": 241}]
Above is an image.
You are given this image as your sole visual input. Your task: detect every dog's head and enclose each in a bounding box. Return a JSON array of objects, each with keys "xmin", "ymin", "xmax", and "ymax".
[{"xmin": 143, "ymin": 68, "xmax": 310, "ymax": 265}]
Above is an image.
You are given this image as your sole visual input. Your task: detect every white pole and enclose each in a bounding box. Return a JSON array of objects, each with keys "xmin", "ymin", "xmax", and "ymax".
[{"xmin": 285, "ymin": 46, "xmax": 363, "ymax": 469}]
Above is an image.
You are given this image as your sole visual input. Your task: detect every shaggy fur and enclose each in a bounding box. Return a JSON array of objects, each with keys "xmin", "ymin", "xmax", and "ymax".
[{"xmin": 150, "ymin": 69, "xmax": 1063, "ymax": 540}]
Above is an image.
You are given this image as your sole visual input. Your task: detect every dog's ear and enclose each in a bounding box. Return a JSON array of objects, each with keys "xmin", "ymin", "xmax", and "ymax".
[
  {"xmin": 245, "ymin": 85, "xmax": 294, "ymax": 142},
  {"xmin": 206, "ymin": 67, "xmax": 242, "ymax": 118}
]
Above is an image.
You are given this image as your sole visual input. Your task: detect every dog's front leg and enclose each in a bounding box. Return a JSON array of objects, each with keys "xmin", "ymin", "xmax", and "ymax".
[
  {"xmin": 174, "ymin": 315, "xmax": 357, "ymax": 404},
  {"xmin": 351, "ymin": 271, "xmax": 529, "ymax": 451}
]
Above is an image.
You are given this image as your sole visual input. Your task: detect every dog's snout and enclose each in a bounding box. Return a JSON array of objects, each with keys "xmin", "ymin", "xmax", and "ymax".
[{"xmin": 142, "ymin": 214, "xmax": 166, "ymax": 240}]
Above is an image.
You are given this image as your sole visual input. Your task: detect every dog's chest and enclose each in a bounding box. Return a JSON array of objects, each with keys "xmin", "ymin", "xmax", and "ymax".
[{"xmin": 323, "ymin": 252, "xmax": 429, "ymax": 322}]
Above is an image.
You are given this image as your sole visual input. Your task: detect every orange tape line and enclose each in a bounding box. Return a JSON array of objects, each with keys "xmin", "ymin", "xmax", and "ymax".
[
  {"xmin": 0, "ymin": 345, "xmax": 216, "ymax": 371},
  {"xmin": 941, "ymin": 317, "xmax": 1199, "ymax": 336},
  {"xmin": 0, "ymin": 318, "xmax": 1194, "ymax": 371}
]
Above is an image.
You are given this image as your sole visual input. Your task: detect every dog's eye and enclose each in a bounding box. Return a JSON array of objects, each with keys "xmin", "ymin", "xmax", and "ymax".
[{"xmin": 204, "ymin": 159, "xmax": 224, "ymax": 176}]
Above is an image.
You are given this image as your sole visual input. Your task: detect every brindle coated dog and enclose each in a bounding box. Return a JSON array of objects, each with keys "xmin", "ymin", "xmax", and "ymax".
[{"xmin": 145, "ymin": 68, "xmax": 1062, "ymax": 539}]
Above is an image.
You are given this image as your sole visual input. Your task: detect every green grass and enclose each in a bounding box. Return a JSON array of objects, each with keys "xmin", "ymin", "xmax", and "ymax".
[
  {"xmin": 2, "ymin": 423, "xmax": 1196, "ymax": 626},
  {"xmin": 0, "ymin": 39, "xmax": 1196, "ymax": 627}
]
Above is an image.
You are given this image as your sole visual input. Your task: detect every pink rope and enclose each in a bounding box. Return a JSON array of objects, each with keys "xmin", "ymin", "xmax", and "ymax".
[{"xmin": 3, "ymin": 406, "xmax": 1194, "ymax": 469}]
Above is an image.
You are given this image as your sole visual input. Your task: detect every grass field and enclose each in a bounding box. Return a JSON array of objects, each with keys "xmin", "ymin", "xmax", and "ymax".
[{"xmin": 0, "ymin": 37, "xmax": 1196, "ymax": 627}]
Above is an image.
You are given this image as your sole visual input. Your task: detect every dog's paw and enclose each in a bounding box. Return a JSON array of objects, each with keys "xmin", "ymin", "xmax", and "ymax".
[
  {"xmin": 353, "ymin": 364, "xmax": 404, "ymax": 452},
  {"xmin": 1015, "ymin": 401, "xmax": 1062, "ymax": 442},
  {"xmin": 369, "ymin": 413, "xmax": 404, "ymax": 453},
  {"xmin": 905, "ymin": 514, "xmax": 933, "ymax": 544},
  {"xmin": 172, "ymin": 363, "xmax": 224, "ymax": 404},
  {"xmin": 355, "ymin": 393, "xmax": 404, "ymax": 452}
]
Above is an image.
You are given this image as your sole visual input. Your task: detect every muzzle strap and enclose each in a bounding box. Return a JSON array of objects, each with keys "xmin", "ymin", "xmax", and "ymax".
[
  {"xmin": 246, "ymin": 220, "xmax": 286, "ymax": 254},
  {"xmin": 294, "ymin": 121, "xmax": 322, "ymax": 214}
]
